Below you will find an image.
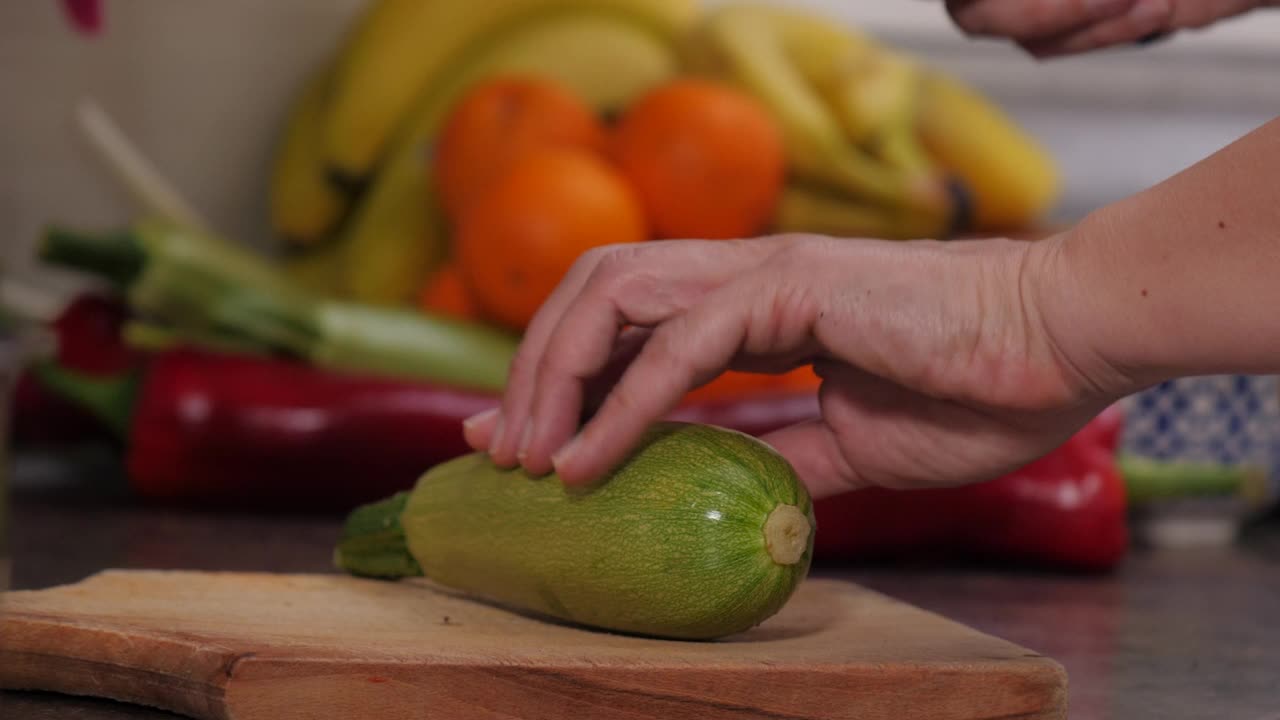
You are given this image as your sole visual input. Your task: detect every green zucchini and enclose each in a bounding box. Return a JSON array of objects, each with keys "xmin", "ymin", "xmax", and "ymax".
[{"xmin": 335, "ymin": 421, "xmax": 814, "ymax": 640}]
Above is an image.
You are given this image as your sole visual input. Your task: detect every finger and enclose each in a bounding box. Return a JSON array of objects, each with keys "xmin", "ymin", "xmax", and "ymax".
[
  {"xmin": 759, "ymin": 419, "xmax": 868, "ymax": 500},
  {"xmin": 514, "ymin": 286, "xmax": 630, "ymax": 476},
  {"xmin": 462, "ymin": 407, "xmax": 500, "ymax": 450},
  {"xmin": 948, "ymin": 0, "xmax": 1136, "ymax": 40},
  {"xmin": 481, "ymin": 327, "xmax": 645, "ymax": 461},
  {"xmin": 517, "ymin": 249, "xmax": 717, "ymax": 476},
  {"xmin": 580, "ymin": 326, "xmax": 652, "ymax": 420},
  {"xmin": 483, "ymin": 247, "xmax": 609, "ymax": 465},
  {"xmin": 519, "ymin": 239, "xmax": 793, "ymax": 475},
  {"xmin": 1021, "ymin": 0, "xmax": 1172, "ymax": 56},
  {"xmin": 550, "ymin": 284, "xmax": 759, "ymax": 486}
]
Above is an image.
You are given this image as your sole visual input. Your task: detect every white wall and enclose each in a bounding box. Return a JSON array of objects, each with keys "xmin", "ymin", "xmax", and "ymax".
[{"xmin": 0, "ymin": 1, "xmax": 365, "ymax": 293}]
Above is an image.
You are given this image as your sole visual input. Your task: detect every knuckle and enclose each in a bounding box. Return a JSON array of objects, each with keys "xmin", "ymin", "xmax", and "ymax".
[
  {"xmin": 534, "ymin": 343, "xmax": 578, "ymax": 381},
  {"xmin": 592, "ymin": 246, "xmax": 639, "ymax": 284},
  {"xmin": 577, "ymin": 245, "xmax": 613, "ymax": 270},
  {"xmin": 571, "ymin": 246, "xmax": 624, "ymax": 287},
  {"xmin": 590, "ymin": 247, "xmax": 675, "ymax": 320},
  {"xmin": 647, "ymin": 322, "xmax": 689, "ymax": 367},
  {"xmin": 776, "ymin": 233, "xmax": 833, "ymax": 266}
]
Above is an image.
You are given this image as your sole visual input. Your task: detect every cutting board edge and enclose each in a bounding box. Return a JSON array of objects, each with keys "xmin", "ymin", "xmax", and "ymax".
[
  {"xmin": 0, "ymin": 612, "xmax": 240, "ymax": 720},
  {"xmin": 221, "ymin": 654, "xmax": 1068, "ymax": 720}
]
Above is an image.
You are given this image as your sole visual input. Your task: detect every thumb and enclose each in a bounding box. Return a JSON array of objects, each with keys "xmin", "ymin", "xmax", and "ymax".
[{"xmin": 760, "ymin": 419, "xmax": 867, "ymax": 500}]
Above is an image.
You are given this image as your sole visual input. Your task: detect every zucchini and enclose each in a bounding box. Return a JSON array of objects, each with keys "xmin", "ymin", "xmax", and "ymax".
[{"xmin": 335, "ymin": 421, "xmax": 814, "ymax": 640}]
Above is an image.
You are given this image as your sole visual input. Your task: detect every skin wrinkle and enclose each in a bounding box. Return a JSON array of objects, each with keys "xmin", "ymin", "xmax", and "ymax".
[
  {"xmin": 810, "ymin": 416, "xmax": 867, "ymax": 491},
  {"xmin": 616, "ymin": 272, "xmax": 682, "ymax": 324},
  {"xmin": 844, "ymin": 381, "xmax": 961, "ymax": 489},
  {"xmin": 1049, "ymin": 212, "xmax": 1138, "ymax": 388},
  {"xmin": 1024, "ymin": 233, "xmax": 1127, "ymax": 405},
  {"xmin": 743, "ymin": 259, "xmax": 817, "ymax": 361},
  {"xmin": 957, "ymin": 246, "xmax": 992, "ymax": 403},
  {"xmin": 973, "ymin": 241, "xmax": 1056, "ymax": 410}
]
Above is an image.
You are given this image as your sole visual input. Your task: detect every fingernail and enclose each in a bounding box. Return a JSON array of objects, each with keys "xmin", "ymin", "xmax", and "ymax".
[
  {"xmin": 462, "ymin": 408, "xmax": 498, "ymax": 431},
  {"xmin": 516, "ymin": 421, "xmax": 534, "ymax": 462},
  {"xmin": 551, "ymin": 436, "xmax": 581, "ymax": 475}
]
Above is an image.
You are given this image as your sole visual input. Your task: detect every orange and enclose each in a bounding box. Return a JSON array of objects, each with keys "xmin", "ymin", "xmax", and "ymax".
[
  {"xmin": 612, "ymin": 78, "xmax": 786, "ymax": 239},
  {"xmin": 433, "ymin": 75, "xmax": 607, "ymax": 221},
  {"xmin": 456, "ymin": 145, "xmax": 647, "ymax": 332},
  {"xmin": 779, "ymin": 364, "xmax": 823, "ymax": 392},
  {"xmin": 682, "ymin": 367, "xmax": 822, "ymax": 404},
  {"xmin": 417, "ymin": 262, "xmax": 481, "ymax": 321}
]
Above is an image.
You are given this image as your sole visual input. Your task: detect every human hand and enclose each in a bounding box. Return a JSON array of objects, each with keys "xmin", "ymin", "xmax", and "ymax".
[
  {"xmin": 462, "ymin": 234, "xmax": 1127, "ymax": 499},
  {"xmin": 945, "ymin": 0, "xmax": 1273, "ymax": 58}
]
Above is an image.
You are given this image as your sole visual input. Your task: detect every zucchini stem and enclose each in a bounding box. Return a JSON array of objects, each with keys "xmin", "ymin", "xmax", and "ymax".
[
  {"xmin": 333, "ymin": 491, "xmax": 424, "ymax": 579},
  {"xmin": 763, "ymin": 504, "xmax": 811, "ymax": 565}
]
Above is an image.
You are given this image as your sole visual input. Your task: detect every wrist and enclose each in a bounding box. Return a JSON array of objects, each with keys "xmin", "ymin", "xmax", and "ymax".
[{"xmin": 1023, "ymin": 216, "xmax": 1150, "ymax": 403}]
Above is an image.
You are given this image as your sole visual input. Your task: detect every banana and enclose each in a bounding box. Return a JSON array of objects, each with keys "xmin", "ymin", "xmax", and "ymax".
[
  {"xmin": 279, "ymin": 237, "xmax": 347, "ymax": 298},
  {"xmin": 321, "ymin": 0, "xmax": 698, "ymax": 182},
  {"xmin": 916, "ymin": 70, "xmax": 1061, "ymax": 232},
  {"xmin": 689, "ymin": 3, "xmax": 952, "ymax": 233},
  {"xmin": 773, "ymin": 183, "xmax": 946, "ymax": 240},
  {"xmin": 337, "ymin": 10, "xmax": 686, "ymax": 307},
  {"xmin": 740, "ymin": 5, "xmax": 885, "ymax": 143},
  {"xmin": 269, "ymin": 66, "xmax": 349, "ymax": 246},
  {"xmin": 801, "ymin": 40, "xmax": 940, "ymax": 196},
  {"xmin": 340, "ymin": 170, "xmax": 449, "ymax": 308}
]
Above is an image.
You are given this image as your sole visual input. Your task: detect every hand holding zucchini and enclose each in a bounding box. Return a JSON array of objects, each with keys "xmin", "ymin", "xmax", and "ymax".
[{"xmin": 335, "ymin": 421, "xmax": 815, "ymax": 640}]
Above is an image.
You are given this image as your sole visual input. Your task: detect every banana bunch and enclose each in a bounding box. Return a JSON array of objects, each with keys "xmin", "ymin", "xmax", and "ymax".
[
  {"xmin": 270, "ymin": 0, "xmax": 698, "ymax": 305},
  {"xmin": 686, "ymin": 3, "xmax": 1060, "ymax": 240}
]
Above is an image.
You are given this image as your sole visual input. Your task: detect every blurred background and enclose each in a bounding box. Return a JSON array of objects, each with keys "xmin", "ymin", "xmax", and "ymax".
[
  {"xmin": 4, "ymin": 0, "xmax": 1280, "ymax": 567},
  {"xmin": 4, "ymin": 1, "xmax": 1279, "ymax": 278}
]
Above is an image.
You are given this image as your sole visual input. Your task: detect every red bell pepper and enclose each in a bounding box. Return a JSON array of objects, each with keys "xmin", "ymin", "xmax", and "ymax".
[
  {"xmin": 31, "ymin": 347, "xmax": 824, "ymax": 512},
  {"xmin": 34, "ymin": 340, "xmax": 1128, "ymax": 570},
  {"xmin": 33, "ymin": 348, "xmax": 491, "ymax": 511},
  {"xmin": 811, "ymin": 404, "xmax": 1129, "ymax": 571},
  {"xmin": 60, "ymin": 0, "xmax": 104, "ymax": 35},
  {"xmin": 12, "ymin": 293, "xmax": 137, "ymax": 448}
]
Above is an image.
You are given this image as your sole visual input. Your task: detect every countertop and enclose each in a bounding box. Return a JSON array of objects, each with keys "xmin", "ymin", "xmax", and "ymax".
[{"xmin": 4, "ymin": 491, "xmax": 1279, "ymax": 720}]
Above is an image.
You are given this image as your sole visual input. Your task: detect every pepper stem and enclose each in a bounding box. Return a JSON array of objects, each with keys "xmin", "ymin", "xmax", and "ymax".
[
  {"xmin": 31, "ymin": 361, "xmax": 140, "ymax": 440},
  {"xmin": 334, "ymin": 491, "xmax": 424, "ymax": 579},
  {"xmin": 763, "ymin": 504, "xmax": 811, "ymax": 566},
  {"xmin": 40, "ymin": 226, "xmax": 146, "ymax": 286}
]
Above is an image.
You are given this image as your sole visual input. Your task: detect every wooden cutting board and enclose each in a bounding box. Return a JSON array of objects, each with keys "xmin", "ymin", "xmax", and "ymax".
[{"xmin": 1, "ymin": 570, "xmax": 1066, "ymax": 719}]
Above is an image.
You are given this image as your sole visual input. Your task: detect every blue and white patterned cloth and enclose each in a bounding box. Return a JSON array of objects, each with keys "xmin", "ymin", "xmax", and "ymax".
[{"xmin": 1121, "ymin": 374, "xmax": 1280, "ymax": 496}]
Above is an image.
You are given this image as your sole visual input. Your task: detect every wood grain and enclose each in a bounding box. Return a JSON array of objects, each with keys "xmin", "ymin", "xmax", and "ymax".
[{"xmin": 1, "ymin": 571, "xmax": 1066, "ymax": 719}]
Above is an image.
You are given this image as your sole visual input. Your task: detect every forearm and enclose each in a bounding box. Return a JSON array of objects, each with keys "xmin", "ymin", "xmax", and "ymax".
[{"xmin": 1036, "ymin": 114, "xmax": 1280, "ymax": 395}]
